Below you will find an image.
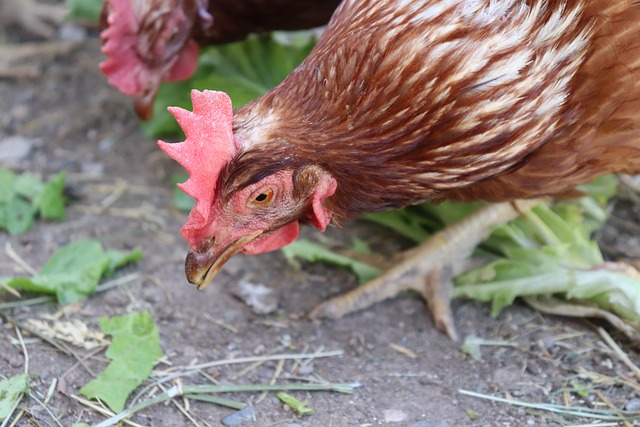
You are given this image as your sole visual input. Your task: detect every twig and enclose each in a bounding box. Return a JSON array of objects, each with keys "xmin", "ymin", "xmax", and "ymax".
[
  {"xmin": 257, "ymin": 358, "xmax": 285, "ymax": 404},
  {"xmin": 233, "ymin": 346, "xmax": 285, "ymax": 380},
  {"xmin": 27, "ymin": 392, "xmax": 63, "ymax": 427},
  {"xmin": 459, "ymin": 389, "xmax": 640, "ymax": 421},
  {"xmin": 155, "ymin": 350, "xmax": 344, "ymax": 379},
  {"xmin": 69, "ymin": 395, "xmax": 145, "ymax": 427},
  {"xmin": 15, "ymin": 326, "xmax": 29, "ymax": 373},
  {"xmin": 157, "ymin": 382, "xmax": 201, "ymax": 427},
  {"xmin": 0, "ymin": 296, "xmax": 55, "ymax": 311},
  {"xmin": 596, "ymin": 391, "xmax": 632, "ymax": 427},
  {"xmin": 388, "ymin": 342, "xmax": 417, "ymax": 359},
  {"xmin": 93, "ymin": 382, "xmax": 360, "ymax": 427},
  {"xmin": 4, "ymin": 242, "xmax": 38, "ymax": 276},
  {"xmin": 597, "ymin": 327, "xmax": 640, "ymax": 381},
  {"xmin": 1, "ymin": 282, "xmax": 21, "ymax": 298}
]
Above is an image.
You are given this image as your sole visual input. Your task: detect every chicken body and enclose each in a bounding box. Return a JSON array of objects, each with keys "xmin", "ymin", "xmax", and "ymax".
[
  {"xmin": 100, "ymin": 0, "xmax": 340, "ymax": 118},
  {"xmin": 161, "ymin": 0, "xmax": 640, "ymax": 336}
]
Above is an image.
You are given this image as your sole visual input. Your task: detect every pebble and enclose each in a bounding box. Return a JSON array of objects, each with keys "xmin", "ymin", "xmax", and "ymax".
[
  {"xmin": 231, "ymin": 280, "xmax": 278, "ymax": 315},
  {"xmin": 58, "ymin": 24, "xmax": 87, "ymax": 41},
  {"xmin": 221, "ymin": 406, "xmax": 256, "ymax": 426},
  {"xmin": 0, "ymin": 135, "xmax": 34, "ymax": 162},
  {"xmin": 383, "ymin": 409, "xmax": 408, "ymax": 423},
  {"xmin": 625, "ymin": 397, "xmax": 640, "ymax": 411}
]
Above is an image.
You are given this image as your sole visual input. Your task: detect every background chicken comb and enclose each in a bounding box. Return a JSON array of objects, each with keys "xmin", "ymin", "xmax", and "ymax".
[
  {"xmin": 158, "ymin": 90, "xmax": 237, "ymax": 248},
  {"xmin": 100, "ymin": 0, "xmax": 141, "ymax": 95}
]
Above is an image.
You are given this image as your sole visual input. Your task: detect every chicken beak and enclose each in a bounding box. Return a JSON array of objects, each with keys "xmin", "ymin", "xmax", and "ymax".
[{"xmin": 185, "ymin": 231, "xmax": 263, "ymax": 289}]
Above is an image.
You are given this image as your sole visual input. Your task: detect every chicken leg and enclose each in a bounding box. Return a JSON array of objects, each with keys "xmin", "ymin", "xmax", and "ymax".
[{"xmin": 309, "ymin": 199, "xmax": 547, "ymax": 340}]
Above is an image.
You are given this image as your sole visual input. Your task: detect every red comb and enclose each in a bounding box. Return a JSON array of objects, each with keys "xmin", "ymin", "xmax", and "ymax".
[{"xmin": 158, "ymin": 90, "xmax": 237, "ymax": 248}]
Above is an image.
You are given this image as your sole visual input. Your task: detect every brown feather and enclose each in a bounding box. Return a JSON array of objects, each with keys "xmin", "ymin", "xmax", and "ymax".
[{"xmin": 226, "ymin": 0, "xmax": 640, "ymax": 221}]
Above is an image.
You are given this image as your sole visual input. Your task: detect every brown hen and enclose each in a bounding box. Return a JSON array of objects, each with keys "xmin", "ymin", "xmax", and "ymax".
[
  {"xmin": 99, "ymin": 0, "xmax": 340, "ymax": 118},
  {"xmin": 159, "ymin": 0, "xmax": 640, "ymax": 339}
]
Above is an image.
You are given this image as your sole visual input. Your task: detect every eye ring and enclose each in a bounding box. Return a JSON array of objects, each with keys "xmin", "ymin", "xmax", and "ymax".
[{"xmin": 250, "ymin": 188, "xmax": 274, "ymax": 206}]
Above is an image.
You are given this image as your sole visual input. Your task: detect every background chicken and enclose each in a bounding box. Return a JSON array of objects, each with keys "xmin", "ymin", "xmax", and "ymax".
[
  {"xmin": 158, "ymin": 0, "xmax": 640, "ymax": 339},
  {"xmin": 100, "ymin": 0, "xmax": 340, "ymax": 119}
]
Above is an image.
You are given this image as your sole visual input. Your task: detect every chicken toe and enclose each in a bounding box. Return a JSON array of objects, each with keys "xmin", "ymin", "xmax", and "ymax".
[{"xmin": 309, "ymin": 199, "xmax": 548, "ymax": 339}]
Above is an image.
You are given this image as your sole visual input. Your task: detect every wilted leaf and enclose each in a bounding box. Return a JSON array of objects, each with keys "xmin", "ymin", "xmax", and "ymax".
[
  {"xmin": 0, "ymin": 168, "xmax": 66, "ymax": 234},
  {"xmin": 7, "ymin": 239, "xmax": 142, "ymax": 304},
  {"xmin": 38, "ymin": 172, "xmax": 66, "ymax": 220},
  {"xmin": 0, "ymin": 374, "xmax": 29, "ymax": 422},
  {"xmin": 282, "ymin": 239, "xmax": 381, "ymax": 284},
  {"xmin": 80, "ymin": 311, "xmax": 163, "ymax": 412}
]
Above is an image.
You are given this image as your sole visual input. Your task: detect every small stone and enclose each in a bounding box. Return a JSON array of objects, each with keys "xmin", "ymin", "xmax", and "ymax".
[
  {"xmin": 231, "ymin": 281, "xmax": 278, "ymax": 315},
  {"xmin": 625, "ymin": 398, "xmax": 640, "ymax": 411},
  {"xmin": 383, "ymin": 409, "xmax": 408, "ymax": 423},
  {"xmin": 221, "ymin": 406, "xmax": 256, "ymax": 426},
  {"xmin": 0, "ymin": 135, "xmax": 34, "ymax": 161},
  {"xmin": 58, "ymin": 23, "xmax": 87, "ymax": 41}
]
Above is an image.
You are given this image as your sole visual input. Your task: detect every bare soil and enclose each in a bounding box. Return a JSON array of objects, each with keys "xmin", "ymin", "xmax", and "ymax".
[{"xmin": 1, "ymin": 28, "xmax": 640, "ymax": 427}]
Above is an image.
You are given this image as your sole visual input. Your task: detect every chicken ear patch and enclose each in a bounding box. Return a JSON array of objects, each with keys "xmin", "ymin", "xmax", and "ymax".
[
  {"xmin": 158, "ymin": 90, "xmax": 238, "ymax": 248},
  {"xmin": 309, "ymin": 176, "xmax": 337, "ymax": 231}
]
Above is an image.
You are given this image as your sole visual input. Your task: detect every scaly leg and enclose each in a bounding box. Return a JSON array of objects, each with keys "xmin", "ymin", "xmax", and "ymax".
[{"xmin": 309, "ymin": 199, "xmax": 547, "ymax": 340}]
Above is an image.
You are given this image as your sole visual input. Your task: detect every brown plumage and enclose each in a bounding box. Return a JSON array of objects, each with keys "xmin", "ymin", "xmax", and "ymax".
[
  {"xmin": 230, "ymin": 0, "xmax": 640, "ymax": 219},
  {"xmin": 160, "ymin": 0, "xmax": 640, "ymax": 336}
]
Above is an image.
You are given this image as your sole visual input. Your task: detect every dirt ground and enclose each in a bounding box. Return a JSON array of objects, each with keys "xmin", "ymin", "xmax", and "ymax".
[{"xmin": 1, "ymin": 23, "xmax": 640, "ymax": 427}]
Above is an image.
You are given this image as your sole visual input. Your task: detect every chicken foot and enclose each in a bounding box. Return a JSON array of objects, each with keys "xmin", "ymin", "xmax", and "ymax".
[{"xmin": 309, "ymin": 198, "xmax": 548, "ymax": 340}]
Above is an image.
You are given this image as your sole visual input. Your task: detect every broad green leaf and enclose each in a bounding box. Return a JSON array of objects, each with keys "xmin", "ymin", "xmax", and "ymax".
[
  {"xmin": 7, "ymin": 239, "xmax": 142, "ymax": 304},
  {"xmin": 38, "ymin": 172, "xmax": 66, "ymax": 220},
  {"xmin": 80, "ymin": 311, "xmax": 163, "ymax": 412},
  {"xmin": 3, "ymin": 197, "xmax": 36, "ymax": 235},
  {"xmin": 282, "ymin": 239, "xmax": 381, "ymax": 284},
  {"xmin": 0, "ymin": 169, "xmax": 66, "ymax": 234},
  {"xmin": 0, "ymin": 374, "xmax": 29, "ymax": 422}
]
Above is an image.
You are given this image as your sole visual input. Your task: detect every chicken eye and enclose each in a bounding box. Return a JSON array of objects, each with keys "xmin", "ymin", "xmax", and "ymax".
[{"xmin": 250, "ymin": 188, "xmax": 274, "ymax": 206}]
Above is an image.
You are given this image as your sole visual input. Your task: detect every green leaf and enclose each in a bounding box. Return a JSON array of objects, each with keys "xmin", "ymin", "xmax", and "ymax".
[
  {"xmin": 105, "ymin": 247, "xmax": 143, "ymax": 277},
  {"xmin": 0, "ymin": 374, "xmax": 29, "ymax": 422},
  {"xmin": 38, "ymin": 172, "xmax": 66, "ymax": 220},
  {"xmin": 2, "ymin": 197, "xmax": 36, "ymax": 235},
  {"xmin": 65, "ymin": 0, "xmax": 103, "ymax": 22},
  {"xmin": 6, "ymin": 239, "xmax": 142, "ymax": 304},
  {"xmin": 0, "ymin": 168, "xmax": 16, "ymax": 203},
  {"xmin": 80, "ymin": 311, "xmax": 163, "ymax": 412},
  {"xmin": 0, "ymin": 169, "xmax": 66, "ymax": 234},
  {"xmin": 13, "ymin": 173, "xmax": 43, "ymax": 201},
  {"xmin": 143, "ymin": 32, "xmax": 317, "ymax": 138},
  {"xmin": 276, "ymin": 392, "xmax": 314, "ymax": 416},
  {"xmin": 282, "ymin": 239, "xmax": 381, "ymax": 284}
]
